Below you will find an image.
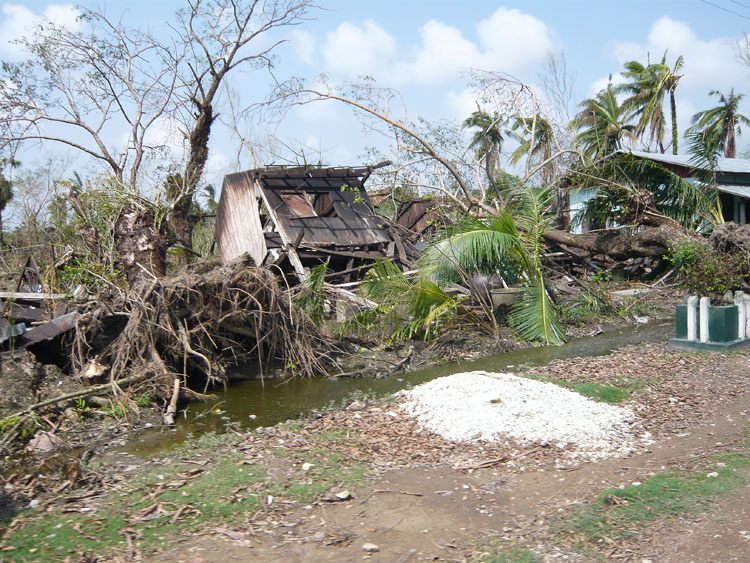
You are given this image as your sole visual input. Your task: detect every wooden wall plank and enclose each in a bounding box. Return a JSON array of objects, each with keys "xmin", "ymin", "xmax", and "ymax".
[{"xmin": 215, "ymin": 172, "xmax": 267, "ymax": 264}]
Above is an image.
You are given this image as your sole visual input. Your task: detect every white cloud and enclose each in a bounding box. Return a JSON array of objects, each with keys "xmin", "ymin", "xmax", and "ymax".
[
  {"xmin": 316, "ymin": 7, "xmax": 554, "ymax": 86},
  {"xmin": 606, "ymin": 16, "xmax": 750, "ymax": 96},
  {"xmin": 0, "ymin": 3, "xmax": 81, "ymax": 60},
  {"xmin": 290, "ymin": 30, "xmax": 317, "ymax": 66},
  {"xmin": 321, "ymin": 19, "xmax": 397, "ymax": 77},
  {"xmin": 445, "ymin": 87, "xmax": 481, "ymax": 122},
  {"xmin": 476, "ymin": 8, "xmax": 554, "ymax": 73},
  {"xmin": 392, "ymin": 20, "xmax": 482, "ymax": 84},
  {"xmin": 204, "ymin": 150, "xmax": 230, "ymax": 182}
]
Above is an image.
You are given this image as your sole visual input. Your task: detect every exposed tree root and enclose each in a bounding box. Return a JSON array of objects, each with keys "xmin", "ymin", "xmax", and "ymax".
[{"xmin": 72, "ymin": 255, "xmax": 332, "ymax": 400}]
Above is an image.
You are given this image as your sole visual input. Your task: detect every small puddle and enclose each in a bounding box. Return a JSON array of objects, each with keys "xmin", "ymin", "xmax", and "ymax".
[{"xmin": 124, "ymin": 320, "xmax": 673, "ymax": 456}]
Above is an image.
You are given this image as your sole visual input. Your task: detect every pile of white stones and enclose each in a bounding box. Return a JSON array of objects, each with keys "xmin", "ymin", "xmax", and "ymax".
[{"xmin": 399, "ymin": 371, "xmax": 641, "ymax": 460}]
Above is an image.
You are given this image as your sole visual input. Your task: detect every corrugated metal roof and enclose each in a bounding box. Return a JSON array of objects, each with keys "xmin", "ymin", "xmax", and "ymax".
[
  {"xmin": 624, "ymin": 150, "xmax": 750, "ymax": 175},
  {"xmin": 717, "ymin": 184, "xmax": 750, "ymax": 198}
]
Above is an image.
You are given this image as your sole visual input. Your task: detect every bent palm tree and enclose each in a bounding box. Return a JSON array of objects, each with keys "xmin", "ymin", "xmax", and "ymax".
[
  {"xmin": 573, "ymin": 87, "xmax": 633, "ymax": 160},
  {"xmin": 509, "ymin": 115, "xmax": 556, "ymax": 184},
  {"xmin": 618, "ymin": 52, "xmax": 684, "ymax": 154},
  {"xmin": 463, "ymin": 110, "xmax": 506, "ymax": 184},
  {"xmin": 686, "ymin": 89, "xmax": 750, "ymax": 158}
]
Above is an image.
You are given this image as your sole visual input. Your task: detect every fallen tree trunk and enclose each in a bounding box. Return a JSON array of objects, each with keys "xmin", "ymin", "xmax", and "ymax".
[{"xmin": 543, "ymin": 213, "xmax": 700, "ymax": 261}]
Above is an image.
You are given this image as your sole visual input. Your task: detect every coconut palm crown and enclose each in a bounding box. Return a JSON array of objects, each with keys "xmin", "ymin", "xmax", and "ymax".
[
  {"xmin": 617, "ymin": 52, "xmax": 684, "ymax": 154},
  {"xmin": 686, "ymin": 89, "xmax": 750, "ymax": 159},
  {"xmin": 573, "ymin": 86, "xmax": 634, "ymax": 160}
]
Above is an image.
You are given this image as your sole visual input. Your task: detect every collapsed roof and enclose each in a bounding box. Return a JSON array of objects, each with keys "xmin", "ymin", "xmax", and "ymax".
[{"xmin": 215, "ymin": 163, "xmax": 421, "ymax": 280}]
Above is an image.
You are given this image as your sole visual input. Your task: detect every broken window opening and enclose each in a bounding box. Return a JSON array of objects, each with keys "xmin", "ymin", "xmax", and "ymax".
[{"xmin": 280, "ymin": 191, "xmax": 317, "ymax": 218}]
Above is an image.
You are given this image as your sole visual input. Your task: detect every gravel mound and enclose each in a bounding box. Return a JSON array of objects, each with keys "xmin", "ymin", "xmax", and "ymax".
[{"xmin": 400, "ymin": 371, "xmax": 639, "ymax": 460}]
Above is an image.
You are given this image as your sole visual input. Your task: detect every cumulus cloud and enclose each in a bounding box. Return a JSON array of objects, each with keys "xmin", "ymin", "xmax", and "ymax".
[
  {"xmin": 289, "ymin": 30, "xmax": 317, "ymax": 66},
  {"xmin": 600, "ymin": 16, "xmax": 750, "ymax": 96},
  {"xmin": 321, "ymin": 19, "xmax": 397, "ymax": 77},
  {"xmin": 313, "ymin": 7, "xmax": 554, "ymax": 86},
  {"xmin": 445, "ymin": 87, "xmax": 482, "ymax": 122},
  {"xmin": 475, "ymin": 8, "xmax": 554, "ymax": 72},
  {"xmin": 0, "ymin": 3, "xmax": 81, "ymax": 59}
]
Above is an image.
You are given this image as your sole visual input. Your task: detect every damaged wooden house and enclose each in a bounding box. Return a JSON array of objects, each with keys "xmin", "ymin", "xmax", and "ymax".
[{"xmin": 215, "ymin": 163, "xmax": 422, "ymax": 281}]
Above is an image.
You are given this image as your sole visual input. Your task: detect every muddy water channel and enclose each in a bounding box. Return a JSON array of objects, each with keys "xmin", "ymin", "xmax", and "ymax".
[{"xmin": 124, "ymin": 320, "xmax": 673, "ymax": 456}]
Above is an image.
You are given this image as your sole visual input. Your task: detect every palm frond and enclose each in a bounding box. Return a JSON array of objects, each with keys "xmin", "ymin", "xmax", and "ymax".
[
  {"xmin": 509, "ymin": 279, "xmax": 565, "ymax": 345},
  {"xmin": 419, "ymin": 211, "xmax": 523, "ymax": 286}
]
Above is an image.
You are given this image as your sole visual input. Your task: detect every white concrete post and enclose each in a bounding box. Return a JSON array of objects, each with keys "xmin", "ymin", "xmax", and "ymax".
[
  {"xmin": 744, "ymin": 295, "xmax": 750, "ymax": 340},
  {"xmin": 687, "ymin": 295, "xmax": 699, "ymax": 342},
  {"xmin": 698, "ymin": 297, "xmax": 711, "ymax": 342},
  {"xmin": 736, "ymin": 292, "xmax": 746, "ymax": 340},
  {"xmin": 699, "ymin": 296, "xmax": 710, "ymax": 343}
]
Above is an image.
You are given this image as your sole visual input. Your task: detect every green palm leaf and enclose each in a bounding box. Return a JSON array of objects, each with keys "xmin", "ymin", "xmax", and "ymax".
[
  {"xmin": 509, "ymin": 279, "xmax": 566, "ymax": 345},
  {"xmin": 419, "ymin": 210, "xmax": 523, "ymax": 286}
]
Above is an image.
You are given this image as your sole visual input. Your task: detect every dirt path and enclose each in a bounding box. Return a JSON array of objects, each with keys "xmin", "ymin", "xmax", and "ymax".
[{"xmin": 152, "ymin": 351, "xmax": 750, "ymax": 563}]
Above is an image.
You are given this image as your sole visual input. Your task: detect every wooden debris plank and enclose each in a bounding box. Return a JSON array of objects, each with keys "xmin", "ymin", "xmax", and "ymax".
[
  {"xmin": 0, "ymin": 292, "xmax": 68, "ymax": 301},
  {"xmin": 0, "ymin": 318, "xmax": 26, "ymax": 345},
  {"xmin": 297, "ymin": 246, "xmax": 386, "ymax": 260},
  {"xmin": 14, "ymin": 311, "xmax": 79, "ymax": 349}
]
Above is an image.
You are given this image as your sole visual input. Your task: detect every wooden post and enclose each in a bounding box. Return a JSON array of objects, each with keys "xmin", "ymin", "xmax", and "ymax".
[
  {"xmin": 163, "ymin": 378, "xmax": 181, "ymax": 426},
  {"xmin": 735, "ymin": 292, "xmax": 746, "ymax": 340},
  {"xmin": 257, "ymin": 180, "xmax": 308, "ymax": 281}
]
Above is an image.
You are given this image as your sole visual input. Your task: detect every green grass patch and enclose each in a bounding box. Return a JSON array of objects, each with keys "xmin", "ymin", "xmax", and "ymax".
[
  {"xmin": 559, "ymin": 381, "xmax": 634, "ymax": 403},
  {"xmin": 1, "ymin": 427, "xmax": 371, "ymax": 560},
  {"xmin": 479, "ymin": 547, "xmax": 542, "ymax": 562},
  {"xmin": 553, "ymin": 454, "xmax": 750, "ymax": 547},
  {"xmin": 525, "ymin": 375, "xmax": 649, "ymax": 404}
]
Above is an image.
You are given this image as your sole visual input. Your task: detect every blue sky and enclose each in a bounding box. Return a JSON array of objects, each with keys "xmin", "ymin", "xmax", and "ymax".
[{"xmin": 2, "ymin": 0, "xmax": 750, "ymax": 187}]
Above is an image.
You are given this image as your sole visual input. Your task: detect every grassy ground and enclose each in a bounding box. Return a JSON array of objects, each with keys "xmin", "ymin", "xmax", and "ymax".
[
  {"xmin": 484, "ymin": 448, "xmax": 750, "ymax": 561},
  {"xmin": 524, "ymin": 373, "xmax": 651, "ymax": 404},
  {"xmin": 554, "ymin": 452, "xmax": 750, "ymax": 548},
  {"xmin": 0, "ymin": 425, "xmax": 369, "ymax": 561}
]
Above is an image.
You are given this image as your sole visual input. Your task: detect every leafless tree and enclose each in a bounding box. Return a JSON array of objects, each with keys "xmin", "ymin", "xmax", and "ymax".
[
  {"xmin": 270, "ymin": 76, "xmax": 499, "ymax": 213},
  {"xmin": 270, "ymin": 73, "xmax": 582, "ymax": 217},
  {"xmin": 0, "ymin": 9, "xmax": 183, "ymax": 188},
  {"xmin": 168, "ymin": 0, "xmax": 314, "ymax": 253},
  {"xmin": 0, "ymin": 1, "xmax": 314, "ymax": 280}
]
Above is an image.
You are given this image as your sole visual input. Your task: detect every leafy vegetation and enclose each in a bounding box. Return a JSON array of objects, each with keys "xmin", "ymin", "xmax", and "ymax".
[
  {"xmin": 359, "ymin": 259, "xmax": 490, "ymax": 341},
  {"xmin": 668, "ymin": 240, "xmax": 747, "ymax": 298},
  {"xmin": 687, "ymin": 89, "xmax": 750, "ymax": 159}
]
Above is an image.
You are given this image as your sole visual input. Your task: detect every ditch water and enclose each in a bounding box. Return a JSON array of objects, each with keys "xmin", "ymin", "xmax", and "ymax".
[{"xmin": 125, "ymin": 319, "xmax": 674, "ymax": 456}]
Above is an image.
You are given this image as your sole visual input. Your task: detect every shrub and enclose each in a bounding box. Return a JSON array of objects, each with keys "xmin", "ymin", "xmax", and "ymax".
[{"xmin": 668, "ymin": 241, "xmax": 747, "ymax": 300}]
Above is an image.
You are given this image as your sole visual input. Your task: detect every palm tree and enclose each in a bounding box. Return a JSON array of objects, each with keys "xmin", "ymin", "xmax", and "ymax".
[
  {"xmin": 618, "ymin": 52, "xmax": 684, "ymax": 154},
  {"xmin": 573, "ymin": 86, "xmax": 634, "ymax": 160},
  {"xmin": 686, "ymin": 89, "xmax": 750, "ymax": 158},
  {"xmin": 463, "ymin": 110, "xmax": 506, "ymax": 183},
  {"xmin": 419, "ymin": 185, "xmax": 565, "ymax": 345},
  {"xmin": 509, "ymin": 115, "xmax": 555, "ymax": 184}
]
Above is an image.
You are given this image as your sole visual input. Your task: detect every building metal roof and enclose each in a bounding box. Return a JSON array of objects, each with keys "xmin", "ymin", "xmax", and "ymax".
[
  {"xmin": 624, "ymin": 150, "xmax": 750, "ymax": 175},
  {"xmin": 716, "ymin": 184, "xmax": 750, "ymax": 198}
]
